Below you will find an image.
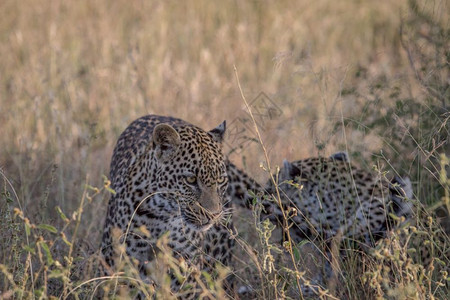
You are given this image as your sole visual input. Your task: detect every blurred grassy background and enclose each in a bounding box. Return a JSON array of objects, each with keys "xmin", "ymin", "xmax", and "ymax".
[
  {"xmin": 1, "ymin": 0, "xmax": 448, "ymax": 242},
  {"xmin": 0, "ymin": 0, "xmax": 448, "ymax": 297}
]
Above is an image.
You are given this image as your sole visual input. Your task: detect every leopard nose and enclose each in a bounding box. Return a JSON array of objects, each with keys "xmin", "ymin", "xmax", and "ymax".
[
  {"xmin": 201, "ymin": 199, "xmax": 222, "ymax": 216},
  {"xmin": 198, "ymin": 187, "xmax": 222, "ymax": 215}
]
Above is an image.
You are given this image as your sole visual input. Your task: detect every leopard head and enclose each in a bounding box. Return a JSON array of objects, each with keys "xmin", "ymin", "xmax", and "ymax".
[{"xmin": 152, "ymin": 121, "xmax": 228, "ymax": 230}]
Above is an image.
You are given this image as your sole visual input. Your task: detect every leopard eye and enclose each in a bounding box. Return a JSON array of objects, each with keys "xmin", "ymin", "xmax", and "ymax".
[
  {"xmin": 185, "ymin": 175, "xmax": 197, "ymax": 185},
  {"xmin": 217, "ymin": 176, "xmax": 227, "ymax": 184}
]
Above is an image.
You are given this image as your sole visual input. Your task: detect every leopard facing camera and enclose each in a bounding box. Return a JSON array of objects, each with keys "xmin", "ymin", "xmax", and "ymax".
[{"xmin": 100, "ymin": 115, "xmax": 234, "ymax": 298}]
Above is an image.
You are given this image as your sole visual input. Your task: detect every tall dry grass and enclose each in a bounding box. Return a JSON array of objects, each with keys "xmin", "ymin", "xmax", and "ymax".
[{"xmin": 0, "ymin": 0, "xmax": 448, "ymax": 298}]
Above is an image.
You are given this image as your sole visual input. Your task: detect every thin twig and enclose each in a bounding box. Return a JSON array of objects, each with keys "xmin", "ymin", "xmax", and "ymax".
[
  {"xmin": 233, "ymin": 65, "xmax": 305, "ymax": 299},
  {"xmin": 0, "ymin": 168, "xmax": 35, "ymax": 296}
]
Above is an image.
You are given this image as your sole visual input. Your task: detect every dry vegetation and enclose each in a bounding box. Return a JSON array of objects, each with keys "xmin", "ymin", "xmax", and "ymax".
[{"xmin": 0, "ymin": 0, "xmax": 448, "ymax": 299}]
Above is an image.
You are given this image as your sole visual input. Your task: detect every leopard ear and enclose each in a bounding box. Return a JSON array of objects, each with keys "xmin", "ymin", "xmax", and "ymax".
[
  {"xmin": 330, "ymin": 151, "xmax": 349, "ymax": 162},
  {"xmin": 282, "ymin": 159, "xmax": 300, "ymax": 178},
  {"xmin": 208, "ymin": 120, "xmax": 226, "ymax": 143},
  {"xmin": 153, "ymin": 124, "xmax": 181, "ymax": 161}
]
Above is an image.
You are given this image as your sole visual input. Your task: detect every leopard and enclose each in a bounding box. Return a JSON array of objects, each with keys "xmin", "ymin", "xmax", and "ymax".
[
  {"xmin": 100, "ymin": 115, "xmax": 234, "ymax": 299},
  {"xmin": 225, "ymin": 152, "xmax": 415, "ymax": 297},
  {"xmin": 227, "ymin": 152, "xmax": 412, "ymax": 243},
  {"xmin": 279, "ymin": 154, "xmax": 450, "ymax": 298},
  {"xmin": 267, "ymin": 152, "xmax": 413, "ymax": 243}
]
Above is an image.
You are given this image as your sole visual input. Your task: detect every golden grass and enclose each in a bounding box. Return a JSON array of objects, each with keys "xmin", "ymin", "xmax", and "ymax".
[{"xmin": 0, "ymin": 0, "xmax": 448, "ymax": 298}]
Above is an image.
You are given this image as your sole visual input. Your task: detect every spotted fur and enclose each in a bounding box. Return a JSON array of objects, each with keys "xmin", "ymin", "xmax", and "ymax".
[
  {"xmin": 227, "ymin": 154, "xmax": 412, "ymax": 242},
  {"xmin": 101, "ymin": 115, "xmax": 233, "ymax": 299},
  {"xmin": 225, "ymin": 154, "xmax": 414, "ymax": 296},
  {"xmin": 267, "ymin": 156, "xmax": 412, "ymax": 243}
]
